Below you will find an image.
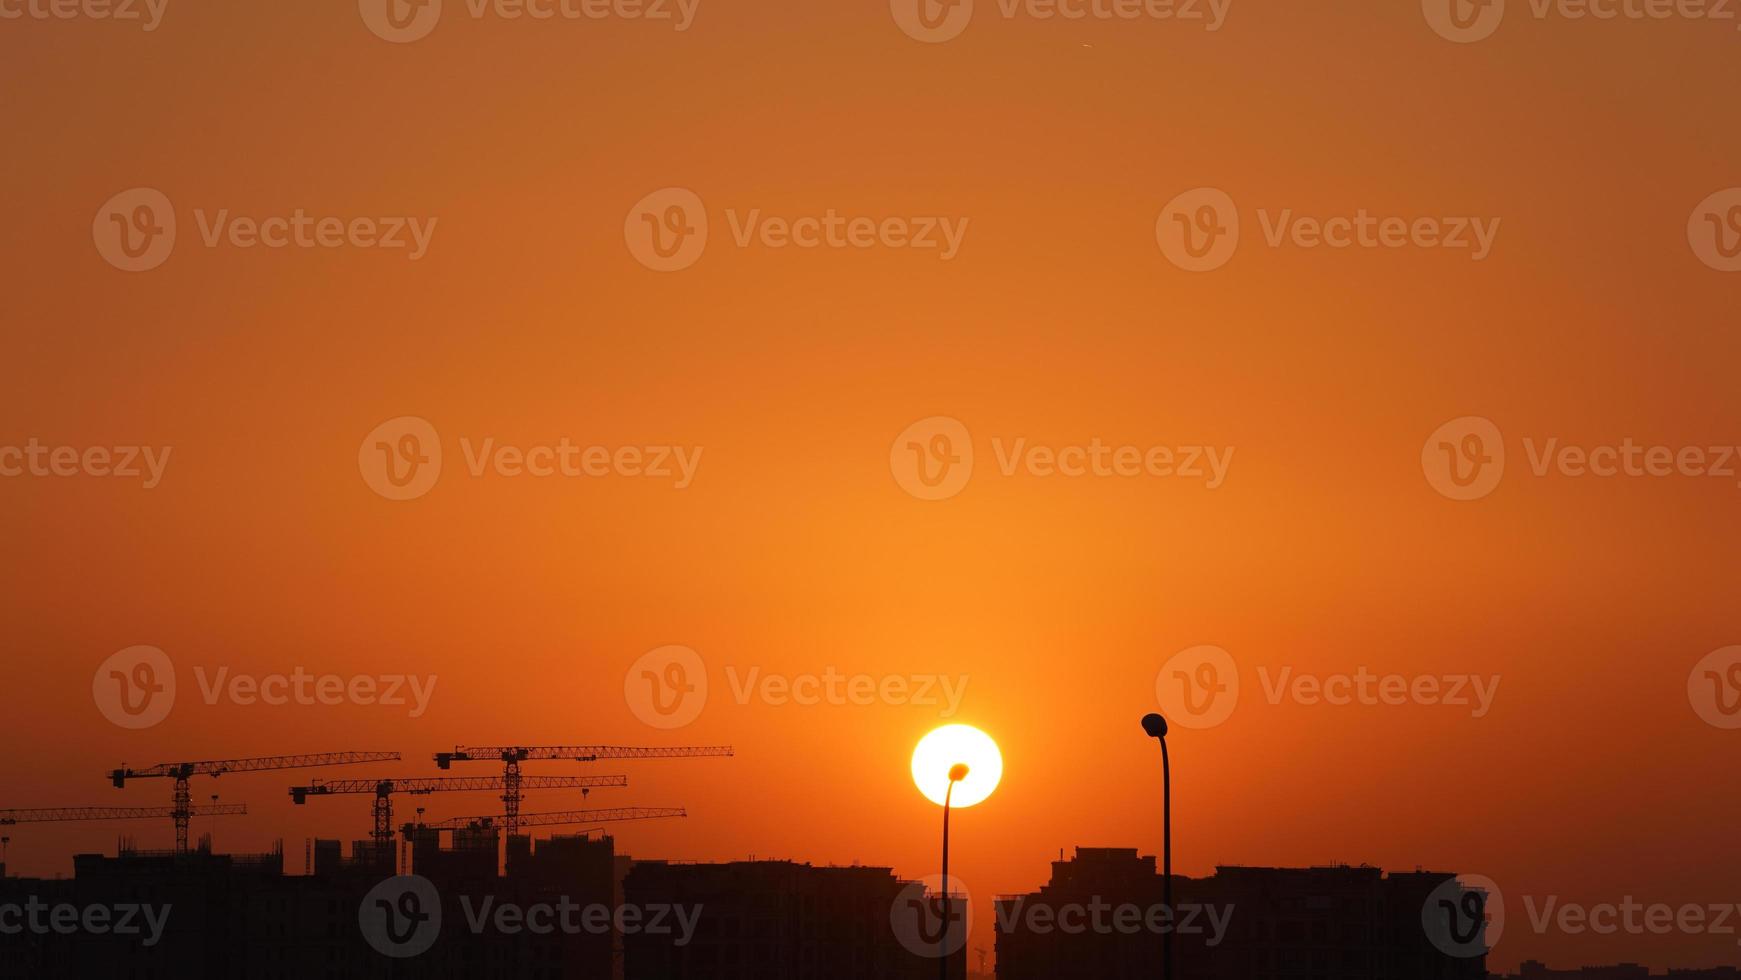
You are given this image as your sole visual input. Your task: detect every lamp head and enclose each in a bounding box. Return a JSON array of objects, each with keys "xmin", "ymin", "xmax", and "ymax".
[
  {"xmin": 948, "ymin": 763, "xmax": 970, "ymax": 783},
  {"xmin": 1141, "ymin": 713, "xmax": 1169, "ymax": 739}
]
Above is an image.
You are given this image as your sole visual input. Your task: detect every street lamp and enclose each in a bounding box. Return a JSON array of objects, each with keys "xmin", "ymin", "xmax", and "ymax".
[
  {"xmin": 940, "ymin": 762, "xmax": 968, "ymax": 980},
  {"xmin": 1141, "ymin": 713, "xmax": 1173, "ymax": 980},
  {"xmin": 912, "ymin": 725, "xmax": 1003, "ymax": 980}
]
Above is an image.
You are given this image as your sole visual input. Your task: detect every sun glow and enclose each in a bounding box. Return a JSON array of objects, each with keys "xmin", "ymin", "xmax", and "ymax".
[{"xmin": 911, "ymin": 724, "xmax": 1003, "ymax": 808}]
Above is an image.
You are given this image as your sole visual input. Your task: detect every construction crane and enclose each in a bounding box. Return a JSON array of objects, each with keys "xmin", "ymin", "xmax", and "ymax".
[
  {"xmin": 289, "ymin": 775, "xmax": 629, "ymax": 848},
  {"xmin": 419, "ymin": 805, "xmax": 686, "ymax": 834},
  {"xmin": 433, "ymin": 745, "xmax": 731, "ymax": 837},
  {"xmin": 0, "ymin": 803, "xmax": 247, "ymax": 826},
  {"xmin": 111, "ymin": 751, "xmax": 399, "ymax": 854},
  {"xmin": 1, "ymin": 803, "xmax": 248, "ymax": 854}
]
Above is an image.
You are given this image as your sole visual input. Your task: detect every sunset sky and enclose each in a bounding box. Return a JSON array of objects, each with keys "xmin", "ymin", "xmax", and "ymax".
[{"xmin": 3, "ymin": 1, "xmax": 1740, "ymax": 971}]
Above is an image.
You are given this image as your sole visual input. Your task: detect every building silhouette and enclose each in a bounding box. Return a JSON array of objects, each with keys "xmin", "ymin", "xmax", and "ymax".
[
  {"xmin": 0, "ymin": 836, "xmax": 953, "ymax": 979},
  {"xmin": 6, "ymin": 837, "xmax": 1735, "ymax": 979},
  {"xmin": 622, "ymin": 859, "xmax": 956, "ymax": 980},
  {"xmin": 995, "ymin": 847, "xmax": 1488, "ymax": 980},
  {"xmin": 0, "ymin": 830, "xmax": 617, "ymax": 979},
  {"xmin": 1496, "ymin": 964, "xmax": 1741, "ymax": 980}
]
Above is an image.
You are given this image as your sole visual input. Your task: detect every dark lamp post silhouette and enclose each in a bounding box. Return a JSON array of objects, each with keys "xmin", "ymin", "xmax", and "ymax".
[{"xmin": 1141, "ymin": 712, "xmax": 1173, "ymax": 980}]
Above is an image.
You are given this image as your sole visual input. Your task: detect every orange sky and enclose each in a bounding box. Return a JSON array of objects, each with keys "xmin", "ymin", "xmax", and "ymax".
[{"xmin": 3, "ymin": 1, "xmax": 1740, "ymax": 971}]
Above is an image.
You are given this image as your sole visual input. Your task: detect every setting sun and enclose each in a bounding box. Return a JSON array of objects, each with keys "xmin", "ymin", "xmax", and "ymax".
[{"xmin": 911, "ymin": 724, "xmax": 1003, "ymax": 809}]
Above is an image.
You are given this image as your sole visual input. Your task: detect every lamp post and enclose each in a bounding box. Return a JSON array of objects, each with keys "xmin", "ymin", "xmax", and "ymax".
[
  {"xmin": 939, "ymin": 762, "xmax": 968, "ymax": 980},
  {"xmin": 1141, "ymin": 712, "xmax": 1173, "ymax": 980},
  {"xmin": 912, "ymin": 725, "xmax": 1003, "ymax": 980}
]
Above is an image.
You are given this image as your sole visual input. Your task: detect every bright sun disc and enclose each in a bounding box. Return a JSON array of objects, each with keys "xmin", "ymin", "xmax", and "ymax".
[{"xmin": 911, "ymin": 724, "xmax": 1003, "ymax": 808}]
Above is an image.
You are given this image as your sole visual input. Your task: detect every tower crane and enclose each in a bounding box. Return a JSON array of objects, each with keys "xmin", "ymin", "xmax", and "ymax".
[
  {"xmin": 110, "ymin": 751, "xmax": 399, "ymax": 854},
  {"xmin": 433, "ymin": 745, "xmax": 730, "ymax": 837},
  {"xmin": 289, "ymin": 775, "xmax": 629, "ymax": 847},
  {"xmin": 0, "ymin": 804, "xmax": 248, "ymax": 852},
  {"xmin": 0, "ymin": 803, "xmax": 248, "ymax": 826}
]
